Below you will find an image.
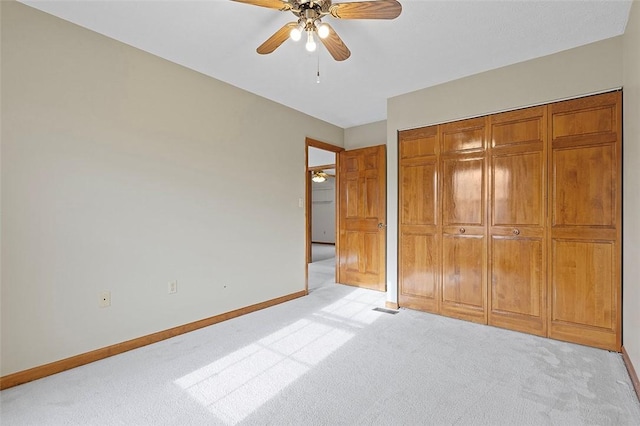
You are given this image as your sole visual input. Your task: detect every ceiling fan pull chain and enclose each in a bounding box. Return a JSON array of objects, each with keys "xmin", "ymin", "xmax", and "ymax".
[{"xmin": 317, "ymin": 54, "xmax": 321, "ymax": 83}]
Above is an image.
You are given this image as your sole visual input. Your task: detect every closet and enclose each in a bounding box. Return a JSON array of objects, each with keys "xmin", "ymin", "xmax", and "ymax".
[{"xmin": 398, "ymin": 91, "xmax": 621, "ymax": 351}]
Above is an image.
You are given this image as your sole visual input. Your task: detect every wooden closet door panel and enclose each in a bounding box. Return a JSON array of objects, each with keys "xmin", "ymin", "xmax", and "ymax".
[
  {"xmin": 442, "ymin": 158, "xmax": 484, "ymax": 226},
  {"xmin": 398, "ymin": 126, "xmax": 440, "ymax": 311},
  {"xmin": 399, "ymin": 160, "xmax": 439, "ymax": 311},
  {"xmin": 441, "ymin": 234, "xmax": 485, "ymax": 322},
  {"xmin": 490, "ymin": 236, "xmax": 545, "ymax": 334},
  {"xmin": 550, "ymin": 239, "xmax": 618, "ymax": 349},
  {"xmin": 552, "ymin": 145, "xmax": 615, "ymax": 227},
  {"xmin": 439, "ymin": 117, "xmax": 487, "ymax": 323},
  {"xmin": 492, "ymin": 152, "xmax": 544, "ymax": 226},
  {"xmin": 401, "ymin": 162, "xmax": 437, "ymax": 226},
  {"xmin": 548, "ymin": 91, "xmax": 621, "ymax": 351},
  {"xmin": 400, "ymin": 128, "xmax": 437, "ymax": 160},
  {"xmin": 441, "ymin": 117, "xmax": 485, "ymax": 154},
  {"xmin": 488, "ymin": 106, "xmax": 547, "ymax": 336},
  {"xmin": 399, "ymin": 232, "xmax": 439, "ymax": 311},
  {"xmin": 551, "ymin": 240, "xmax": 614, "ymax": 329},
  {"xmin": 552, "ymin": 104, "xmax": 616, "ymax": 143},
  {"xmin": 491, "ymin": 238, "xmax": 543, "ymax": 316}
]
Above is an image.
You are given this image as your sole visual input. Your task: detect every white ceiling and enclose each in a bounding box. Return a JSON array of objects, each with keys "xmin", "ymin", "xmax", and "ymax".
[{"xmin": 20, "ymin": 0, "xmax": 632, "ymax": 128}]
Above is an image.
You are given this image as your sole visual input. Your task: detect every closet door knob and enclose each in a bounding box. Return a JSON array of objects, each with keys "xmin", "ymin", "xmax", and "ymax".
[
  {"xmin": 459, "ymin": 227, "xmax": 466, "ymax": 234},
  {"xmin": 513, "ymin": 228, "xmax": 520, "ymax": 235}
]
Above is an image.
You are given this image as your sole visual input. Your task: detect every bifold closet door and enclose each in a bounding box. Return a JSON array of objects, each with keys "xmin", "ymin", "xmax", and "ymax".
[
  {"xmin": 396, "ymin": 91, "xmax": 621, "ymax": 351},
  {"xmin": 398, "ymin": 126, "xmax": 440, "ymax": 312},
  {"xmin": 439, "ymin": 117, "xmax": 488, "ymax": 324},
  {"xmin": 548, "ymin": 92, "xmax": 621, "ymax": 351},
  {"xmin": 488, "ymin": 106, "xmax": 547, "ymax": 336}
]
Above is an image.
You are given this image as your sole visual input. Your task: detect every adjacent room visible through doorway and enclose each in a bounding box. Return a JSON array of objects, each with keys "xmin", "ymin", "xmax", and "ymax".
[{"xmin": 305, "ymin": 138, "xmax": 343, "ymax": 293}]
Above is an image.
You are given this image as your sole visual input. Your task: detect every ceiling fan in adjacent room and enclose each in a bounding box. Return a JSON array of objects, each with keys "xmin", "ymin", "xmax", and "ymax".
[
  {"xmin": 231, "ymin": 0, "xmax": 402, "ymax": 61},
  {"xmin": 311, "ymin": 170, "xmax": 330, "ymax": 182}
]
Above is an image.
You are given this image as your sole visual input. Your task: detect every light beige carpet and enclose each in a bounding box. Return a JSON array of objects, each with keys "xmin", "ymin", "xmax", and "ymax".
[{"xmin": 1, "ymin": 282, "xmax": 639, "ymax": 425}]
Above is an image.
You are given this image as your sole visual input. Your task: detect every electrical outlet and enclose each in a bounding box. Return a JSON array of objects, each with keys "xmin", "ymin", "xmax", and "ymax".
[
  {"xmin": 168, "ymin": 280, "xmax": 177, "ymax": 294},
  {"xmin": 99, "ymin": 291, "xmax": 111, "ymax": 308}
]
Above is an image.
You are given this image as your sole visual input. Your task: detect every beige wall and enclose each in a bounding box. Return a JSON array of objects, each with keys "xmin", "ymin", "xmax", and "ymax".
[
  {"xmin": 344, "ymin": 120, "xmax": 387, "ymax": 150},
  {"xmin": 0, "ymin": 1, "xmax": 343, "ymax": 376},
  {"xmin": 623, "ymin": 0, "xmax": 640, "ymax": 374},
  {"xmin": 386, "ymin": 37, "xmax": 624, "ymax": 315}
]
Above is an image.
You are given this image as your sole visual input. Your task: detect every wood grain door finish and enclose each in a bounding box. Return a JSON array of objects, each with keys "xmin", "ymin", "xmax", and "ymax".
[
  {"xmin": 439, "ymin": 117, "xmax": 488, "ymax": 324},
  {"xmin": 398, "ymin": 126, "xmax": 440, "ymax": 312},
  {"xmin": 548, "ymin": 91, "xmax": 621, "ymax": 351},
  {"xmin": 337, "ymin": 145, "xmax": 387, "ymax": 291},
  {"xmin": 488, "ymin": 106, "xmax": 547, "ymax": 336},
  {"xmin": 396, "ymin": 91, "xmax": 622, "ymax": 352}
]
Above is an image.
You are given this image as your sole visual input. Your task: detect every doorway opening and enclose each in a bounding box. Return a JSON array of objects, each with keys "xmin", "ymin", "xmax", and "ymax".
[{"xmin": 305, "ymin": 138, "xmax": 344, "ymax": 293}]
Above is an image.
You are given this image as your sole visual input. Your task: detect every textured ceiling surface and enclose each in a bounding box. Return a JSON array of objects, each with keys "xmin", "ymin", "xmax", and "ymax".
[{"xmin": 20, "ymin": 0, "xmax": 632, "ymax": 128}]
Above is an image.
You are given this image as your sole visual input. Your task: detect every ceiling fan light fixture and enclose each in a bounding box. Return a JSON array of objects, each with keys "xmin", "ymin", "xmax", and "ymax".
[
  {"xmin": 305, "ymin": 30, "xmax": 317, "ymax": 52},
  {"xmin": 317, "ymin": 22, "xmax": 330, "ymax": 39},
  {"xmin": 312, "ymin": 170, "xmax": 328, "ymax": 183},
  {"xmin": 290, "ymin": 26, "xmax": 302, "ymax": 41},
  {"xmin": 237, "ymin": 0, "xmax": 402, "ymax": 61}
]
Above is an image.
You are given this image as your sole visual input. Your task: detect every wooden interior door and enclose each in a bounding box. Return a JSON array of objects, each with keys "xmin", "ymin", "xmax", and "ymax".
[
  {"xmin": 337, "ymin": 145, "xmax": 386, "ymax": 291},
  {"xmin": 398, "ymin": 126, "xmax": 440, "ymax": 312},
  {"xmin": 488, "ymin": 106, "xmax": 547, "ymax": 336},
  {"xmin": 439, "ymin": 117, "xmax": 488, "ymax": 324},
  {"xmin": 548, "ymin": 92, "xmax": 621, "ymax": 351}
]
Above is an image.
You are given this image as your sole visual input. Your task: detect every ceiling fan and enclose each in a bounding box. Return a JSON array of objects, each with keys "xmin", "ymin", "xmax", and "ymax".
[{"xmin": 231, "ymin": 0, "xmax": 402, "ymax": 61}]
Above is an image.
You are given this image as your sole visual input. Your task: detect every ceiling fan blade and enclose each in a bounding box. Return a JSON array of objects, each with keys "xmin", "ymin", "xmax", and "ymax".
[
  {"xmin": 319, "ymin": 24, "xmax": 351, "ymax": 61},
  {"xmin": 257, "ymin": 22, "xmax": 298, "ymax": 54},
  {"xmin": 329, "ymin": 0, "xmax": 402, "ymax": 19},
  {"xmin": 231, "ymin": 0, "xmax": 291, "ymax": 11}
]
